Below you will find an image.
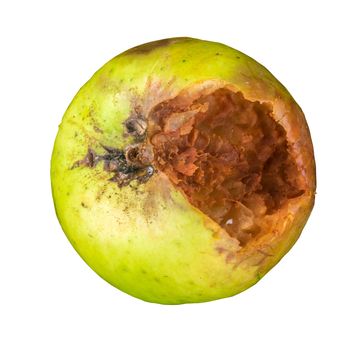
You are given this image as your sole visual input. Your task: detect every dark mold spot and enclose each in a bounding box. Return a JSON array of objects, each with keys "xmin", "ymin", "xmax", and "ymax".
[
  {"xmin": 72, "ymin": 141, "xmax": 154, "ymax": 188},
  {"xmin": 72, "ymin": 148, "xmax": 99, "ymax": 169}
]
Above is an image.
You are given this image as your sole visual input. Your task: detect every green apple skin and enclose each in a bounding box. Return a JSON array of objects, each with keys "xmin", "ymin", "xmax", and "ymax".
[{"xmin": 51, "ymin": 37, "xmax": 315, "ymax": 304}]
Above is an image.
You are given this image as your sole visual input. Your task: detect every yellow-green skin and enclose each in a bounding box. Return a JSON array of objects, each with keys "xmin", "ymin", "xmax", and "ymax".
[{"xmin": 51, "ymin": 38, "xmax": 315, "ymax": 304}]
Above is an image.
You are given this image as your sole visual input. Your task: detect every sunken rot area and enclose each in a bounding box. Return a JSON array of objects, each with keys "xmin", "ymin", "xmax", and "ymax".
[
  {"xmin": 51, "ymin": 37, "xmax": 316, "ymax": 304},
  {"xmin": 148, "ymin": 88, "xmax": 307, "ymax": 247}
]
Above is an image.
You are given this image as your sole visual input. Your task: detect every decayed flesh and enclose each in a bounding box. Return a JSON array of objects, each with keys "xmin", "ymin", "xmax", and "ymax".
[{"xmin": 148, "ymin": 88, "xmax": 307, "ymax": 246}]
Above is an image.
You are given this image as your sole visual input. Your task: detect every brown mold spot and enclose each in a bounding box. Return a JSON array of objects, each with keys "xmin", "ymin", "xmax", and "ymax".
[
  {"xmin": 73, "ymin": 141, "xmax": 154, "ymax": 188},
  {"xmin": 72, "ymin": 148, "xmax": 99, "ymax": 168}
]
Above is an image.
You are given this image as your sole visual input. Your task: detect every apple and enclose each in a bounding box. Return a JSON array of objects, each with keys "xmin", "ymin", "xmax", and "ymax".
[{"xmin": 51, "ymin": 38, "xmax": 315, "ymax": 304}]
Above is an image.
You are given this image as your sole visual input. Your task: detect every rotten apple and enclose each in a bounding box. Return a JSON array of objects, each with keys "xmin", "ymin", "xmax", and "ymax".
[{"xmin": 51, "ymin": 37, "xmax": 316, "ymax": 304}]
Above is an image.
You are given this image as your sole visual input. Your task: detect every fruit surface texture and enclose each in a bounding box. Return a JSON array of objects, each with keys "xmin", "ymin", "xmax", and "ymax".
[{"xmin": 51, "ymin": 37, "xmax": 316, "ymax": 304}]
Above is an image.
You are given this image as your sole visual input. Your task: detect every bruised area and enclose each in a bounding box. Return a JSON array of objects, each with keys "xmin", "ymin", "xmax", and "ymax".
[{"xmin": 148, "ymin": 88, "xmax": 306, "ymax": 246}]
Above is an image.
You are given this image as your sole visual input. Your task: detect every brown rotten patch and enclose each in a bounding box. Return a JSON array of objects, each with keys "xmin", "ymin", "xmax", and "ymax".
[{"xmin": 148, "ymin": 88, "xmax": 307, "ymax": 246}]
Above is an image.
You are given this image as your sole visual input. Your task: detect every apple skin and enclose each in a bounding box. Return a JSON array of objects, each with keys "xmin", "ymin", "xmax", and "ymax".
[{"xmin": 51, "ymin": 37, "xmax": 315, "ymax": 304}]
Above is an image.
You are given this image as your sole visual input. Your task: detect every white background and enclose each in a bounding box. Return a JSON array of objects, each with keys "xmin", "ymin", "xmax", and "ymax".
[{"xmin": 1, "ymin": 1, "xmax": 356, "ymax": 349}]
